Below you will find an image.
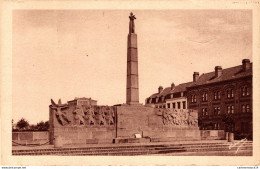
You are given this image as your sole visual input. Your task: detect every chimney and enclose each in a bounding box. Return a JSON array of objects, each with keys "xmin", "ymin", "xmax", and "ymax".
[
  {"xmin": 171, "ymin": 83, "xmax": 175, "ymax": 90},
  {"xmin": 215, "ymin": 66, "xmax": 222, "ymax": 77},
  {"xmin": 158, "ymin": 86, "xmax": 163, "ymax": 93},
  {"xmin": 193, "ymin": 72, "xmax": 199, "ymax": 82},
  {"xmin": 242, "ymin": 59, "xmax": 250, "ymax": 71}
]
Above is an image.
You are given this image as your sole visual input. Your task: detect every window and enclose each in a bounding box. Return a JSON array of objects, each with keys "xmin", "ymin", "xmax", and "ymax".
[
  {"xmin": 202, "ymin": 108, "xmax": 208, "ymax": 116},
  {"xmin": 191, "ymin": 95, "xmax": 196, "ymax": 103},
  {"xmin": 172, "ymin": 103, "xmax": 176, "ymax": 109},
  {"xmin": 241, "ymin": 86, "xmax": 250, "ymax": 96},
  {"xmin": 182, "ymin": 101, "xmax": 186, "ymax": 109},
  {"xmin": 241, "ymin": 104, "xmax": 250, "ymax": 113},
  {"xmin": 227, "ymin": 105, "xmax": 234, "ymax": 114},
  {"xmin": 214, "ymin": 123, "xmax": 221, "ymax": 130},
  {"xmin": 227, "ymin": 89, "xmax": 234, "ymax": 98},
  {"xmin": 167, "ymin": 103, "xmax": 170, "ymax": 108},
  {"xmin": 163, "ymin": 105, "xmax": 166, "ymax": 108},
  {"xmin": 177, "ymin": 102, "xmax": 181, "ymax": 109},
  {"xmin": 202, "ymin": 93, "xmax": 208, "ymax": 102},
  {"xmin": 214, "ymin": 107, "xmax": 220, "ymax": 115},
  {"xmin": 231, "ymin": 89, "xmax": 234, "ymax": 98},
  {"xmin": 246, "ymin": 104, "xmax": 250, "ymax": 113},
  {"xmin": 231, "ymin": 105, "xmax": 234, "ymax": 113},
  {"xmin": 214, "ymin": 91, "xmax": 221, "ymax": 100},
  {"xmin": 214, "ymin": 123, "xmax": 217, "ymax": 130},
  {"xmin": 242, "ymin": 105, "xmax": 246, "ymax": 113}
]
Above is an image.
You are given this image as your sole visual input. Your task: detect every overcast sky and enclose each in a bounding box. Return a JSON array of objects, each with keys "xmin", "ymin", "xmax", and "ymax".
[{"xmin": 12, "ymin": 10, "xmax": 252, "ymax": 124}]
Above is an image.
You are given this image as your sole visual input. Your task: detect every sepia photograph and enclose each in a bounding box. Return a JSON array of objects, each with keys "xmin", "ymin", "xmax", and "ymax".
[{"xmin": 1, "ymin": 1, "xmax": 260, "ymax": 166}]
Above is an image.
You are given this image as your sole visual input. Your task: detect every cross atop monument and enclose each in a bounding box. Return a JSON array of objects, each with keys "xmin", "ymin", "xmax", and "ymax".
[
  {"xmin": 129, "ymin": 12, "xmax": 136, "ymax": 34},
  {"xmin": 129, "ymin": 12, "xmax": 136, "ymax": 21}
]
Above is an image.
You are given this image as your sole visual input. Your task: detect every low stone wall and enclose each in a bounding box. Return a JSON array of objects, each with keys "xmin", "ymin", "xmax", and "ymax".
[
  {"xmin": 200, "ymin": 130, "xmax": 225, "ymax": 140},
  {"xmin": 12, "ymin": 131, "xmax": 49, "ymax": 145},
  {"xmin": 51, "ymin": 126, "xmax": 116, "ymax": 145}
]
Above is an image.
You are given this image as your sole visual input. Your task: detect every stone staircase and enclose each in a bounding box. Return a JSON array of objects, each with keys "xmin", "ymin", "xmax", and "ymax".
[{"xmin": 12, "ymin": 141, "xmax": 253, "ymax": 156}]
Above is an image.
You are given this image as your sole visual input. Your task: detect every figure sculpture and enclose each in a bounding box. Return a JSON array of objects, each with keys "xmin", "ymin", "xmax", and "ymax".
[
  {"xmin": 129, "ymin": 12, "xmax": 136, "ymax": 33},
  {"xmin": 84, "ymin": 106, "xmax": 96, "ymax": 125},
  {"xmin": 51, "ymin": 99, "xmax": 71, "ymax": 126},
  {"xmin": 104, "ymin": 106, "xmax": 115, "ymax": 125},
  {"xmin": 161, "ymin": 108, "xmax": 198, "ymax": 127},
  {"xmin": 96, "ymin": 107, "xmax": 106, "ymax": 125},
  {"xmin": 73, "ymin": 105, "xmax": 85, "ymax": 125}
]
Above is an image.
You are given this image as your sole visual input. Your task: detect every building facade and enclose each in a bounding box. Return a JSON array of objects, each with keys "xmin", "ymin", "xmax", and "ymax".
[
  {"xmin": 145, "ymin": 82, "xmax": 193, "ymax": 110},
  {"xmin": 186, "ymin": 59, "xmax": 252, "ymax": 139}
]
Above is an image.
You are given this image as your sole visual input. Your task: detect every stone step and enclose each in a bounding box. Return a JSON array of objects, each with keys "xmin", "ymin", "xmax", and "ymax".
[
  {"xmin": 13, "ymin": 148, "xmax": 252, "ymax": 156},
  {"xmin": 151, "ymin": 150, "xmax": 253, "ymax": 156},
  {"xmin": 12, "ymin": 142, "xmax": 252, "ymax": 153},
  {"xmin": 12, "ymin": 143, "xmax": 252, "ymax": 156}
]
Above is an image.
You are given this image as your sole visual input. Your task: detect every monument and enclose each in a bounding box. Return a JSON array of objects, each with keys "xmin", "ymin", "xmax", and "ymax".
[
  {"xmin": 48, "ymin": 13, "xmax": 200, "ymax": 146},
  {"xmin": 127, "ymin": 12, "xmax": 139, "ymax": 105}
]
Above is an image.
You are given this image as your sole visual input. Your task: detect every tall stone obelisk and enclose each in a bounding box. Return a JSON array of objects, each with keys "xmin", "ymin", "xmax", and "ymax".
[{"xmin": 126, "ymin": 12, "xmax": 139, "ymax": 105}]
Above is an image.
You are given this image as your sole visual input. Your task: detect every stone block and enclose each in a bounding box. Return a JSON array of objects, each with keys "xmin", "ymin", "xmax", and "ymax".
[
  {"xmin": 12, "ymin": 133, "xmax": 18, "ymax": 141},
  {"xmin": 86, "ymin": 139, "xmax": 98, "ymax": 144},
  {"xmin": 127, "ymin": 62, "xmax": 138, "ymax": 76},
  {"xmin": 127, "ymin": 34, "xmax": 137, "ymax": 48},
  {"xmin": 19, "ymin": 132, "xmax": 33, "ymax": 141},
  {"xmin": 127, "ymin": 48, "xmax": 138, "ymax": 62}
]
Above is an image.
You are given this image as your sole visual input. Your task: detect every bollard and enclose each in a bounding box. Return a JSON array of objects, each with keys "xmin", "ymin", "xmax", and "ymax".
[
  {"xmin": 225, "ymin": 132, "xmax": 229, "ymax": 141},
  {"xmin": 228, "ymin": 132, "xmax": 234, "ymax": 142}
]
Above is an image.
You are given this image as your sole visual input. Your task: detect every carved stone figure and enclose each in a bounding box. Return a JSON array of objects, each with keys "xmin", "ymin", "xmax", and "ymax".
[
  {"xmin": 73, "ymin": 105, "xmax": 85, "ymax": 125},
  {"xmin": 84, "ymin": 106, "xmax": 96, "ymax": 125},
  {"xmin": 129, "ymin": 12, "xmax": 136, "ymax": 33},
  {"xmin": 103, "ymin": 106, "xmax": 115, "ymax": 125},
  {"xmin": 96, "ymin": 107, "xmax": 106, "ymax": 125},
  {"xmin": 51, "ymin": 99, "xmax": 71, "ymax": 126},
  {"xmin": 161, "ymin": 108, "xmax": 198, "ymax": 127},
  {"xmin": 187, "ymin": 112, "xmax": 198, "ymax": 126}
]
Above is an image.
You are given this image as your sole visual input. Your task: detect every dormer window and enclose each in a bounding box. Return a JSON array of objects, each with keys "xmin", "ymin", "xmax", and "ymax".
[{"xmin": 155, "ymin": 97, "xmax": 159, "ymax": 103}]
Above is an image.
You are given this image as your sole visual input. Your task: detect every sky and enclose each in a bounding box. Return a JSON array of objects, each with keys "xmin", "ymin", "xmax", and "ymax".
[{"xmin": 12, "ymin": 10, "xmax": 252, "ymax": 124}]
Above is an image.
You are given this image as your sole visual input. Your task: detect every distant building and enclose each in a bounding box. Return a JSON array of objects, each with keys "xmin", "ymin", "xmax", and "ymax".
[
  {"xmin": 145, "ymin": 82, "xmax": 193, "ymax": 109},
  {"xmin": 68, "ymin": 97, "xmax": 97, "ymax": 107},
  {"xmin": 186, "ymin": 59, "xmax": 252, "ymax": 139}
]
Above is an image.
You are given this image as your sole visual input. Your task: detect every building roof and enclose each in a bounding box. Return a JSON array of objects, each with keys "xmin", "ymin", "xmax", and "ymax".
[
  {"xmin": 149, "ymin": 87, "xmax": 171, "ymax": 98},
  {"xmin": 148, "ymin": 82, "xmax": 194, "ymax": 99},
  {"xmin": 189, "ymin": 63, "xmax": 252, "ymax": 88},
  {"xmin": 170, "ymin": 82, "xmax": 193, "ymax": 93},
  {"xmin": 68, "ymin": 97, "xmax": 97, "ymax": 102}
]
